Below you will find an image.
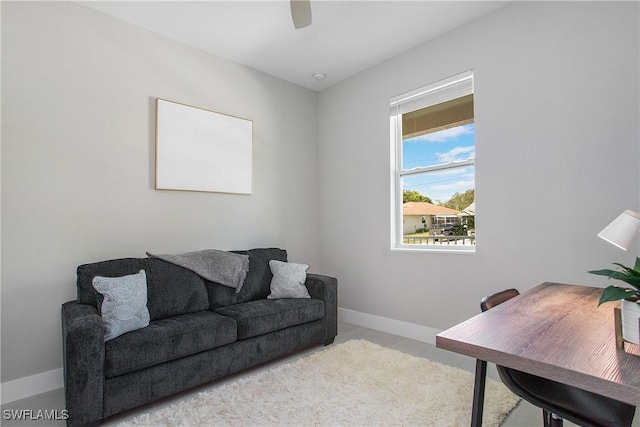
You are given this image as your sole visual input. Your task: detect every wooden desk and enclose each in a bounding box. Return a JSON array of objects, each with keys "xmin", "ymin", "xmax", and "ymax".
[{"xmin": 436, "ymin": 282, "xmax": 640, "ymax": 426}]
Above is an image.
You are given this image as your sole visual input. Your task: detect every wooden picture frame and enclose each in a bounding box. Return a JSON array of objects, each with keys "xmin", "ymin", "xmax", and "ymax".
[{"xmin": 155, "ymin": 98, "xmax": 253, "ymax": 194}]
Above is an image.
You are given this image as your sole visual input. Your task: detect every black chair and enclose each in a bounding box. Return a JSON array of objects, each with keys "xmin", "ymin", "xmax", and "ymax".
[{"xmin": 476, "ymin": 289, "xmax": 636, "ymax": 427}]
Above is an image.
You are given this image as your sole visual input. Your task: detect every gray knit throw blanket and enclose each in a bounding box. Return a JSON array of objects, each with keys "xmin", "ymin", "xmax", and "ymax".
[{"xmin": 147, "ymin": 249, "xmax": 249, "ymax": 293}]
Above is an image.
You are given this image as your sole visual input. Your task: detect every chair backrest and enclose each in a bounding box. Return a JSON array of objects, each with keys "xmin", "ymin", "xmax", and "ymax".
[{"xmin": 480, "ymin": 288, "xmax": 519, "ymax": 312}]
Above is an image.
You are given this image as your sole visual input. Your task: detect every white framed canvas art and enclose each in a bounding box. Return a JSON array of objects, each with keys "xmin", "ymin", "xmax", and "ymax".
[{"xmin": 155, "ymin": 99, "xmax": 253, "ymax": 194}]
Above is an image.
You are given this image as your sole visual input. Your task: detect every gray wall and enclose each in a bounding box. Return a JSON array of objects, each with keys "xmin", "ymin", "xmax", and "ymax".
[
  {"xmin": 318, "ymin": 1, "xmax": 640, "ymax": 330},
  {"xmin": 1, "ymin": 1, "xmax": 319, "ymax": 382}
]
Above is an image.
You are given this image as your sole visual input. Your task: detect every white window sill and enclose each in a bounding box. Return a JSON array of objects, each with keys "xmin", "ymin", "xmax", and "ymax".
[{"xmin": 391, "ymin": 245, "xmax": 476, "ymax": 254}]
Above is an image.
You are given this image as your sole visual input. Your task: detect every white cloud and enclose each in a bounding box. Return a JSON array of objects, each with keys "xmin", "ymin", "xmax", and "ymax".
[
  {"xmin": 431, "ymin": 179, "xmax": 475, "ymax": 193},
  {"xmin": 413, "ymin": 123, "xmax": 474, "ymax": 143},
  {"xmin": 406, "ymin": 170, "xmax": 474, "ymax": 203},
  {"xmin": 428, "ymin": 179, "xmax": 475, "ymax": 203},
  {"xmin": 437, "ymin": 146, "xmax": 475, "ymax": 163}
]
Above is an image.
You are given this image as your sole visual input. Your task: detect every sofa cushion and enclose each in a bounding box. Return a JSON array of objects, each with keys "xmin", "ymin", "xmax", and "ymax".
[
  {"xmin": 214, "ymin": 299, "xmax": 324, "ymax": 340},
  {"xmin": 77, "ymin": 258, "xmax": 209, "ymax": 321},
  {"xmin": 206, "ymin": 248, "xmax": 287, "ymax": 309},
  {"xmin": 92, "ymin": 270, "xmax": 150, "ymax": 341},
  {"xmin": 143, "ymin": 258, "xmax": 210, "ymax": 320},
  {"xmin": 267, "ymin": 260, "xmax": 311, "ymax": 299},
  {"xmin": 104, "ymin": 311, "xmax": 236, "ymax": 378}
]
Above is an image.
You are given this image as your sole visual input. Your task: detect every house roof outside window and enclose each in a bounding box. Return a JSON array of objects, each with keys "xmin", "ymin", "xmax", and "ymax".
[{"xmin": 402, "ymin": 202, "xmax": 460, "ymax": 216}]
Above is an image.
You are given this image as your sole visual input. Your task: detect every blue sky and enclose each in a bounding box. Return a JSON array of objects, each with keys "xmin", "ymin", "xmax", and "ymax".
[{"xmin": 402, "ymin": 123, "xmax": 475, "ymax": 205}]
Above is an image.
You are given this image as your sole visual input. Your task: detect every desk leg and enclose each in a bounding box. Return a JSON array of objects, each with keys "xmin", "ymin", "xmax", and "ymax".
[{"xmin": 471, "ymin": 359, "xmax": 487, "ymax": 427}]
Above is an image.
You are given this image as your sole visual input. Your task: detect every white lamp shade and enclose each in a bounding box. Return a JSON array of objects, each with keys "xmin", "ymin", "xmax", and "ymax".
[{"xmin": 597, "ymin": 209, "xmax": 640, "ymax": 251}]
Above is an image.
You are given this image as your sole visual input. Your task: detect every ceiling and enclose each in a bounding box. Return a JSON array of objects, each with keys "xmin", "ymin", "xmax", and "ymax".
[{"xmin": 78, "ymin": 1, "xmax": 510, "ymax": 91}]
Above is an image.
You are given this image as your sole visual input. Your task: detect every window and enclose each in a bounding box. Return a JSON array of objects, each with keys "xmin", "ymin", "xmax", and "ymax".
[{"xmin": 390, "ymin": 71, "xmax": 475, "ymax": 252}]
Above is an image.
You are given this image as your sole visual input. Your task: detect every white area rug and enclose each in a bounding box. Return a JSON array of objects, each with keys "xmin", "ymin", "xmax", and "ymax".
[{"xmin": 118, "ymin": 339, "xmax": 520, "ymax": 427}]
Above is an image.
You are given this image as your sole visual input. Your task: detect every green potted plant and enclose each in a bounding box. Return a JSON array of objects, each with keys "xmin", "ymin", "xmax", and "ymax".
[{"xmin": 589, "ymin": 257, "xmax": 640, "ymax": 344}]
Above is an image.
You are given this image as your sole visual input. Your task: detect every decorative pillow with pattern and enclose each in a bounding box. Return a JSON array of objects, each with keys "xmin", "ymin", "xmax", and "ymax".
[
  {"xmin": 267, "ymin": 260, "xmax": 311, "ymax": 299},
  {"xmin": 92, "ymin": 270, "xmax": 150, "ymax": 341}
]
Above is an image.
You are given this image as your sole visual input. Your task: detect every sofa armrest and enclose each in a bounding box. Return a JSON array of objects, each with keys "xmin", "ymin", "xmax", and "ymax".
[
  {"xmin": 61, "ymin": 301, "xmax": 105, "ymax": 427},
  {"xmin": 305, "ymin": 274, "xmax": 338, "ymax": 345}
]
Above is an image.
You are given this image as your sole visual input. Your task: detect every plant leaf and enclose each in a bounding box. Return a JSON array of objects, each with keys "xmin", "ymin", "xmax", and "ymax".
[
  {"xmin": 588, "ymin": 269, "xmax": 620, "ymax": 277},
  {"xmin": 635, "ymin": 257, "xmax": 640, "ymax": 272},
  {"xmin": 598, "ymin": 286, "xmax": 640, "ymax": 305},
  {"xmin": 588, "ymin": 267, "xmax": 640, "ymax": 291},
  {"xmin": 607, "ymin": 273, "xmax": 640, "ymax": 290},
  {"xmin": 611, "ymin": 263, "xmax": 640, "ymax": 277}
]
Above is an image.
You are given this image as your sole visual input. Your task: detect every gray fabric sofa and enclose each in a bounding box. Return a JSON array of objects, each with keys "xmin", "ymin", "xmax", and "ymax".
[{"xmin": 61, "ymin": 248, "xmax": 338, "ymax": 427}]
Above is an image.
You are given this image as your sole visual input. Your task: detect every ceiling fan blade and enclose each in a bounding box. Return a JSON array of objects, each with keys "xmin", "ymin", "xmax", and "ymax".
[{"xmin": 290, "ymin": 0, "xmax": 312, "ymax": 29}]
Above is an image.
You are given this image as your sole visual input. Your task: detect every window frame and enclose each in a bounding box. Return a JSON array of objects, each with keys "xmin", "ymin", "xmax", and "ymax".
[{"xmin": 390, "ymin": 70, "xmax": 475, "ymax": 253}]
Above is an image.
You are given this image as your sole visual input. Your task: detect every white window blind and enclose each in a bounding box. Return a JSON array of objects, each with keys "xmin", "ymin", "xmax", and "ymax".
[{"xmin": 390, "ymin": 70, "xmax": 474, "ymax": 117}]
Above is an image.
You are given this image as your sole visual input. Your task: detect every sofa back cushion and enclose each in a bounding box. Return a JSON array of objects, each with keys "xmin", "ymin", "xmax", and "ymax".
[
  {"xmin": 206, "ymin": 248, "xmax": 287, "ymax": 309},
  {"xmin": 77, "ymin": 257, "xmax": 209, "ymax": 321}
]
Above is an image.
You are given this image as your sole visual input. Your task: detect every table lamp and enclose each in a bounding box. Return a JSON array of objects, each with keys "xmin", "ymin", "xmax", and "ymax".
[
  {"xmin": 597, "ymin": 209, "xmax": 640, "ymax": 251},
  {"xmin": 593, "ymin": 209, "xmax": 640, "ymax": 346}
]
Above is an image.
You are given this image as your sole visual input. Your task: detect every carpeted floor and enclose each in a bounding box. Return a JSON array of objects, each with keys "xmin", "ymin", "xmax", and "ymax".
[{"xmin": 117, "ymin": 339, "xmax": 520, "ymax": 426}]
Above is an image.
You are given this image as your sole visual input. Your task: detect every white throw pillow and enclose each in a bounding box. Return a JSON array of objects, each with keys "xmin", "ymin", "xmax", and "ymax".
[
  {"xmin": 267, "ymin": 260, "xmax": 311, "ymax": 299},
  {"xmin": 92, "ymin": 270, "xmax": 150, "ymax": 341}
]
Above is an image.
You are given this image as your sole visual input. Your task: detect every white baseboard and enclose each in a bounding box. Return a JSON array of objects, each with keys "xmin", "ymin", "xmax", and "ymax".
[
  {"xmin": 1, "ymin": 368, "xmax": 63, "ymax": 405},
  {"xmin": 1, "ymin": 310, "xmax": 440, "ymax": 405},
  {"xmin": 338, "ymin": 307, "xmax": 441, "ymax": 345}
]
